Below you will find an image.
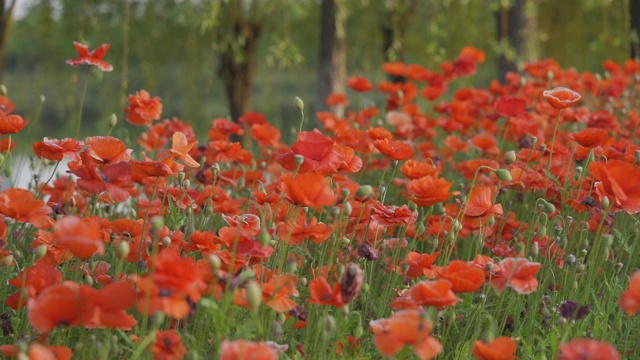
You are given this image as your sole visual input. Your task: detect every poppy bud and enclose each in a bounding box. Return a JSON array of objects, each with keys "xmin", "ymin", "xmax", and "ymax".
[
  {"xmin": 161, "ymin": 237, "xmax": 172, "ymax": 248},
  {"xmin": 4, "ymin": 164, "xmax": 11, "ymax": 177},
  {"xmin": 362, "ymin": 282, "xmax": 370, "ymax": 293},
  {"xmin": 494, "ymin": 168, "xmax": 513, "ymax": 182},
  {"xmin": 566, "ymin": 254, "xmax": 576, "ymax": 266},
  {"xmin": 530, "ymin": 136, "xmax": 538, "ymax": 147},
  {"xmin": 150, "ymin": 216, "xmax": 164, "ymax": 231},
  {"xmin": 84, "ymin": 274, "xmax": 94, "ymax": 286},
  {"xmin": 515, "ymin": 242, "xmax": 525, "ymax": 255},
  {"xmin": 182, "ymin": 179, "xmax": 191, "ymax": 189},
  {"xmin": 294, "ymin": 154, "xmax": 305, "ymax": 166},
  {"xmin": 530, "ymin": 242, "xmax": 539, "ymax": 257},
  {"xmin": 178, "ymin": 171, "xmax": 186, "ymax": 183},
  {"xmin": 151, "ymin": 312, "xmax": 165, "ymax": 329},
  {"xmin": 342, "ymin": 201, "xmax": 352, "ymax": 216},
  {"xmin": 108, "ymin": 113, "xmax": 117, "ymax": 128},
  {"xmin": 211, "ymin": 164, "xmax": 220, "ymax": 176},
  {"xmin": 539, "ymin": 144, "xmax": 547, "ymax": 153},
  {"xmin": 208, "ymin": 254, "xmax": 221, "ymax": 271},
  {"xmin": 601, "ymin": 196, "xmax": 610, "ymax": 210},
  {"xmin": 354, "ymin": 325, "xmax": 364, "ymax": 338},
  {"xmin": 34, "ymin": 244, "xmax": 48, "ymax": 260},
  {"xmin": 341, "ymin": 237, "xmax": 351, "ymax": 245},
  {"xmin": 614, "ymin": 262, "xmax": 623, "ymax": 272},
  {"xmin": 452, "ymin": 219, "xmax": 462, "ymax": 232},
  {"xmin": 323, "ymin": 314, "xmax": 337, "ymax": 335},
  {"xmin": 602, "ymin": 234, "xmax": 614, "ymax": 249},
  {"xmin": 258, "ymin": 230, "xmax": 271, "ymax": 247},
  {"xmin": 0, "ymin": 254, "xmax": 13, "ymax": 267},
  {"xmin": 246, "ymin": 280, "xmax": 263, "ymax": 312},
  {"xmin": 355, "ymin": 185, "xmax": 373, "ymax": 199},
  {"xmin": 543, "ymin": 201, "xmax": 556, "ymax": 214},
  {"xmin": 237, "ymin": 177, "xmax": 245, "ymax": 189},
  {"xmin": 504, "ymin": 150, "xmax": 516, "ymax": 165},
  {"xmin": 116, "ymin": 241, "xmax": 130, "ymax": 260},
  {"xmin": 300, "ymin": 277, "xmax": 308, "ymax": 286},
  {"xmin": 293, "ymin": 96, "xmax": 304, "ymax": 111},
  {"xmin": 576, "ymin": 264, "xmax": 587, "ymax": 273}
]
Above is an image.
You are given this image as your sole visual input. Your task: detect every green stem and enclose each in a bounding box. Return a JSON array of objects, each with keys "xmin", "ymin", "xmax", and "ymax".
[{"xmin": 76, "ymin": 68, "xmax": 91, "ymax": 139}]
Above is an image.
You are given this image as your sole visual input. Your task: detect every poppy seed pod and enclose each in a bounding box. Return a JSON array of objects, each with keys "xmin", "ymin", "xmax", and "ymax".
[
  {"xmin": 246, "ymin": 280, "xmax": 263, "ymax": 311},
  {"xmin": 494, "ymin": 169, "xmax": 512, "ymax": 181}
]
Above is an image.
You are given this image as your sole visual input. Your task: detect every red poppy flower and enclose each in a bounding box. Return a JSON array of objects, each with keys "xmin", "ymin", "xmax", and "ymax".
[
  {"xmin": 406, "ymin": 175, "xmax": 455, "ymax": 207},
  {"xmin": 558, "ymin": 339, "xmax": 620, "ymax": 360},
  {"xmin": 495, "ymin": 96, "xmax": 526, "ymax": 118},
  {"xmin": 66, "ymin": 41, "xmax": 113, "ymax": 71},
  {"xmin": 309, "ymin": 276, "xmax": 345, "ymax": 308},
  {"xmin": 53, "ymin": 216, "xmax": 105, "ymax": 259},
  {"xmin": 568, "ymin": 128, "xmax": 610, "ymax": 148},
  {"xmin": 280, "ymin": 172, "xmax": 337, "ymax": 208},
  {"xmin": 405, "ymin": 252, "xmax": 440, "ymax": 279},
  {"xmin": 465, "ymin": 186, "xmax": 503, "ymax": 218},
  {"xmin": 33, "ymin": 138, "xmax": 83, "ymax": 162},
  {"xmin": 220, "ymin": 340, "xmax": 279, "ymax": 360},
  {"xmin": 401, "ymin": 159, "xmax": 437, "ymax": 179},
  {"xmin": 383, "ymin": 62, "xmax": 407, "ymax": 77},
  {"xmin": 84, "ymin": 136, "xmax": 132, "ymax": 165},
  {"xmin": 0, "ymin": 114, "xmax": 28, "ymax": 136},
  {"xmin": 392, "ymin": 279, "xmax": 460, "ymax": 309},
  {"xmin": 6, "ymin": 264, "xmax": 63, "ymax": 310},
  {"xmin": 325, "ymin": 93, "xmax": 349, "ymax": 107},
  {"xmin": 153, "ymin": 330, "xmax": 187, "ymax": 360},
  {"xmin": 543, "ymin": 87, "xmax": 581, "ymax": 109},
  {"xmin": 0, "ymin": 188, "xmax": 54, "ymax": 229},
  {"xmin": 347, "ymin": 76, "xmax": 374, "ymax": 92},
  {"xmin": 250, "ymin": 122, "xmax": 281, "ymax": 147},
  {"xmin": 209, "ymin": 118, "xmax": 244, "ymax": 140},
  {"xmin": 277, "ymin": 216, "xmax": 332, "ymax": 245},
  {"xmin": 124, "ymin": 90, "xmax": 162, "ymax": 126},
  {"xmin": 166, "ymin": 131, "xmax": 200, "ymax": 168},
  {"xmin": 0, "ymin": 95, "xmax": 15, "ymax": 116},
  {"xmin": 620, "ymin": 271, "xmax": 640, "ymax": 316},
  {"xmin": 472, "ymin": 337, "xmax": 518, "ymax": 360},
  {"xmin": 589, "ymin": 159, "xmax": 640, "ymax": 214},
  {"xmin": 437, "ymin": 260, "xmax": 485, "ymax": 293},
  {"xmin": 370, "ymin": 201, "xmax": 418, "ymax": 226},
  {"xmin": 373, "ymin": 138, "xmax": 415, "ymax": 160},
  {"xmin": 1, "ymin": 344, "xmax": 73, "ymax": 360},
  {"xmin": 276, "ymin": 130, "xmax": 343, "ymax": 174},
  {"xmin": 370, "ymin": 309, "xmax": 442, "ymax": 360},
  {"xmin": 491, "ymin": 258, "xmax": 541, "ymax": 294}
]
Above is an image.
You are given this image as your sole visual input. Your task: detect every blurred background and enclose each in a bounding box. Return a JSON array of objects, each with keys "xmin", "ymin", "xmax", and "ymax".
[{"xmin": 1, "ymin": 0, "xmax": 638, "ymax": 147}]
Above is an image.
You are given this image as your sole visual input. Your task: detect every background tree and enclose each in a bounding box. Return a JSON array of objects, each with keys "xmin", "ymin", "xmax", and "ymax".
[
  {"xmin": 0, "ymin": 0, "xmax": 18, "ymax": 82},
  {"xmin": 494, "ymin": 0, "xmax": 527, "ymax": 82},
  {"xmin": 631, "ymin": 0, "xmax": 640, "ymax": 59},
  {"xmin": 317, "ymin": 0, "xmax": 347, "ymax": 116},
  {"xmin": 380, "ymin": 0, "xmax": 419, "ymax": 82}
]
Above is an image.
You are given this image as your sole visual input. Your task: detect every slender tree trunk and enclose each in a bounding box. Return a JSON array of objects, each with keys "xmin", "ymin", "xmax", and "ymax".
[
  {"xmin": 631, "ymin": 0, "xmax": 640, "ymax": 59},
  {"xmin": 317, "ymin": 0, "xmax": 346, "ymax": 118},
  {"xmin": 381, "ymin": 0, "xmax": 417, "ymax": 83},
  {"xmin": 495, "ymin": 0, "xmax": 526, "ymax": 82},
  {"xmin": 217, "ymin": 11, "xmax": 262, "ymax": 124},
  {"xmin": 0, "ymin": 0, "xmax": 18, "ymax": 83}
]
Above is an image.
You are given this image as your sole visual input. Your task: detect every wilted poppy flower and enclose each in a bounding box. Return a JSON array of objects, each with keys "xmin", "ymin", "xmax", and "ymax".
[
  {"xmin": 568, "ymin": 128, "xmax": 609, "ymax": 148},
  {"xmin": 153, "ymin": 330, "xmax": 187, "ymax": 360},
  {"xmin": 472, "ymin": 336, "xmax": 518, "ymax": 360},
  {"xmin": 407, "ymin": 175, "xmax": 455, "ymax": 207},
  {"xmin": 33, "ymin": 137, "xmax": 83, "ymax": 162},
  {"xmin": 558, "ymin": 339, "xmax": 620, "ymax": 360},
  {"xmin": 558, "ymin": 300, "xmax": 590, "ymax": 320},
  {"xmin": 491, "ymin": 258, "xmax": 541, "ymax": 294},
  {"xmin": 543, "ymin": 87, "xmax": 581, "ymax": 109},
  {"xmin": 340, "ymin": 263, "xmax": 363, "ymax": 304},
  {"xmin": 370, "ymin": 309, "xmax": 442, "ymax": 360},
  {"xmin": 124, "ymin": 90, "xmax": 162, "ymax": 126},
  {"xmin": 66, "ymin": 41, "xmax": 113, "ymax": 71},
  {"xmin": 0, "ymin": 114, "xmax": 28, "ymax": 136},
  {"xmin": 370, "ymin": 201, "xmax": 418, "ymax": 227},
  {"xmin": 620, "ymin": 271, "xmax": 640, "ymax": 316},
  {"xmin": 281, "ymin": 172, "xmax": 337, "ymax": 208}
]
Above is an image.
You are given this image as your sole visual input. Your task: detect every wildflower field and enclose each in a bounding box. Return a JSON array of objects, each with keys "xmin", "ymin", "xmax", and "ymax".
[{"xmin": 0, "ymin": 41, "xmax": 640, "ymax": 360}]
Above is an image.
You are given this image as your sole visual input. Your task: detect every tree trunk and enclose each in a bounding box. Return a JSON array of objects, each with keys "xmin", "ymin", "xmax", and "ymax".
[
  {"xmin": 0, "ymin": 0, "xmax": 18, "ymax": 83},
  {"xmin": 631, "ymin": 0, "xmax": 640, "ymax": 59},
  {"xmin": 317, "ymin": 0, "xmax": 346, "ymax": 118},
  {"xmin": 218, "ymin": 16, "xmax": 261, "ymax": 124},
  {"xmin": 495, "ymin": 0, "xmax": 526, "ymax": 82},
  {"xmin": 381, "ymin": 0, "xmax": 417, "ymax": 83}
]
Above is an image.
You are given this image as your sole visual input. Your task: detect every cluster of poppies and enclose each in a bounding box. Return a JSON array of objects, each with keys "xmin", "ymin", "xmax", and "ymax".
[{"xmin": 0, "ymin": 41, "xmax": 639, "ymax": 359}]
